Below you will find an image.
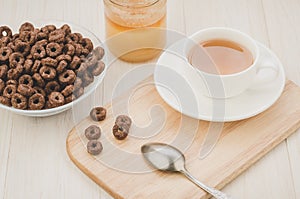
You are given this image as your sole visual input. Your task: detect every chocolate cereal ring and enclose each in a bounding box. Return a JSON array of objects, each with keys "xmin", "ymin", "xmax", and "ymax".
[
  {"xmin": 3, "ymin": 84, "xmax": 16, "ymax": 99},
  {"xmin": 0, "ymin": 64, "xmax": 8, "ymax": 79},
  {"xmin": 0, "ymin": 36, "xmax": 11, "ymax": 47},
  {"xmin": 92, "ymin": 61, "xmax": 105, "ymax": 76},
  {"xmin": 32, "ymin": 73, "xmax": 45, "ymax": 87},
  {"xmin": 76, "ymin": 63, "xmax": 87, "ymax": 76},
  {"xmin": 28, "ymin": 93, "xmax": 45, "ymax": 110},
  {"xmin": 112, "ymin": 123, "xmax": 130, "ymax": 140},
  {"xmin": 36, "ymin": 31, "xmax": 48, "ymax": 40},
  {"xmin": 6, "ymin": 79, "xmax": 17, "ymax": 86},
  {"xmin": 31, "ymin": 60, "xmax": 42, "ymax": 74},
  {"xmin": 56, "ymin": 54, "xmax": 72, "ymax": 63},
  {"xmin": 65, "ymin": 94, "xmax": 75, "ymax": 104},
  {"xmin": 26, "ymin": 54, "xmax": 33, "ymax": 59},
  {"xmin": 115, "ymin": 115, "xmax": 132, "ymax": 127},
  {"xmin": 33, "ymin": 86, "xmax": 46, "ymax": 97},
  {"xmin": 81, "ymin": 48, "xmax": 90, "ymax": 57},
  {"xmin": 19, "ymin": 31, "xmax": 36, "ymax": 45},
  {"xmin": 61, "ymin": 24, "xmax": 71, "ymax": 35},
  {"xmin": 58, "ymin": 70, "xmax": 76, "ymax": 85},
  {"xmin": 74, "ymin": 33, "xmax": 83, "ymax": 41},
  {"xmin": 61, "ymin": 85, "xmax": 74, "ymax": 97},
  {"xmin": 48, "ymin": 91, "xmax": 65, "ymax": 108},
  {"xmin": 45, "ymin": 81, "xmax": 60, "ymax": 94},
  {"xmin": 11, "ymin": 33, "xmax": 19, "ymax": 40},
  {"xmin": 56, "ymin": 60, "xmax": 68, "ymax": 74},
  {"xmin": 66, "ymin": 33, "xmax": 79, "ymax": 43},
  {"xmin": 90, "ymin": 107, "xmax": 106, "ymax": 121},
  {"xmin": 87, "ymin": 140, "xmax": 103, "ymax": 155},
  {"xmin": 0, "ymin": 96, "xmax": 11, "ymax": 106},
  {"xmin": 41, "ymin": 57, "xmax": 58, "ymax": 67},
  {"xmin": 69, "ymin": 55, "xmax": 81, "ymax": 70},
  {"xmin": 49, "ymin": 29, "xmax": 65, "ymax": 43},
  {"xmin": 85, "ymin": 54, "xmax": 98, "ymax": 69},
  {"xmin": 0, "ymin": 47, "xmax": 12, "ymax": 62},
  {"xmin": 41, "ymin": 25, "xmax": 56, "ymax": 34},
  {"xmin": 93, "ymin": 46, "xmax": 105, "ymax": 60},
  {"xmin": 0, "ymin": 26, "xmax": 12, "ymax": 38},
  {"xmin": 11, "ymin": 93, "xmax": 27, "ymax": 109},
  {"xmin": 85, "ymin": 125, "xmax": 101, "ymax": 140},
  {"xmin": 24, "ymin": 59, "xmax": 33, "ymax": 74},
  {"xmin": 74, "ymin": 87, "xmax": 84, "ymax": 98},
  {"xmin": 14, "ymin": 40, "xmax": 30, "ymax": 56},
  {"xmin": 39, "ymin": 66, "xmax": 56, "ymax": 81},
  {"xmin": 31, "ymin": 45, "xmax": 46, "ymax": 59},
  {"xmin": 73, "ymin": 78, "xmax": 82, "ymax": 90},
  {"xmin": 0, "ymin": 78, "xmax": 5, "ymax": 93},
  {"xmin": 17, "ymin": 84, "xmax": 35, "ymax": 97},
  {"xmin": 46, "ymin": 42, "xmax": 62, "ymax": 58},
  {"xmin": 35, "ymin": 39, "xmax": 48, "ymax": 47},
  {"xmin": 9, "ymin": 52, "xmax": 24, "ymax": 68},
  {"xmin": 62, "ymin": 43, "xmax": 75, "ymax": 56},
  {"xmin": 19, "ymin": 22, "xmax": 34, "ymax": 32},
  {"xmin": 73, "ymin": 43, "xmax": 83, "ymax": 56},
  {"xmin": 81, "ymin": 71, "xmax": 94, "ymax": 87},
  {"xmin": 80, "ymin": 38, "xmax": 93, "ymax": 52},
  {"xmin": 7, "ymin": 67, "xmax": 22, "ymax": 80},
  {"xmin": 19, "ymin": 74, "xmax": 33, "ymax": 87},
  {"xmin": 7, "ymin": 42, "xmax": 15, "ymax": 50},
  {"xmin": 44, "ymin": 100, "xmax": 52, "ymax": 109}
]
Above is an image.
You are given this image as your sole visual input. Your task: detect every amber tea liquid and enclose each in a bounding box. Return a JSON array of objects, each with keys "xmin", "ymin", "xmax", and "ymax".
[{"xmin": 188, "ymin": 39, "xmax": 253, "ymax": 75}]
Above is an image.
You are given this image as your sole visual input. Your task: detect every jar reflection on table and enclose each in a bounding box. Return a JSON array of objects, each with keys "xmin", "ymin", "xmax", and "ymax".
[{"xmin": 104, "ymin": 0, "xmax": 167, "ymax": 62}]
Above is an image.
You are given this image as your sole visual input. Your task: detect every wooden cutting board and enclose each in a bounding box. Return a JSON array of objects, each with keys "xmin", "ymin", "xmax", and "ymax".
[{"xmin": 66, "ymin": 77, "xmax": 300, "ymax": 199}]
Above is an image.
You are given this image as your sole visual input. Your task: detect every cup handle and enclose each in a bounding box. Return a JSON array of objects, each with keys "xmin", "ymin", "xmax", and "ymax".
[{"xmin": 249, "ymin": 56, "xmax": 279, "ymax": 89}]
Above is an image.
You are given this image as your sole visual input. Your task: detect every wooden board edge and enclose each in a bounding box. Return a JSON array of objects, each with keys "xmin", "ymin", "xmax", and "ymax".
[{"xmin": 217, "ymin": 115, "xmax": 300, "ymax": 190}]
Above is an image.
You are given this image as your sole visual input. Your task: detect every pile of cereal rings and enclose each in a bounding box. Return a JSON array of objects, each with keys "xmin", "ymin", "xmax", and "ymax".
[{"xmin": 0, "ymin": 22, "xmax": 105, "ymax": 110}]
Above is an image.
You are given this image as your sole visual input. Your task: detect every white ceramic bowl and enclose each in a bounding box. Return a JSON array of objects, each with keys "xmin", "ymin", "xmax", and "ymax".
[{"xmin": 0, "ymin": 21, "xmax": 106, "ymax": 117}]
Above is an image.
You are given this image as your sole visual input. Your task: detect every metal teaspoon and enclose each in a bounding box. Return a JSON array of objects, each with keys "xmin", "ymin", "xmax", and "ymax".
[{"xmin": 141, "ymin": 143, "xmax": 232, "ymax": 199}]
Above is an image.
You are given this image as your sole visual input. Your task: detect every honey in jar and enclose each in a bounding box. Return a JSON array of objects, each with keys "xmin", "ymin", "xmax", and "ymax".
[{"xmin": 104, "ymin": 0, "xmax": 167, "ymax": 62}]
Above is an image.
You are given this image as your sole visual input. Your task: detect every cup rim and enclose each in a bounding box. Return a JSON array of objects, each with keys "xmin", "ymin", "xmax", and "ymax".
[{"xmin": 185, "ymin": 27, "xmax": 259, "ymax": 77}]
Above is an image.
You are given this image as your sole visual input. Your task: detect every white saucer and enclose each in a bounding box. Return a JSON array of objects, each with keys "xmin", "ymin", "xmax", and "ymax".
[{"xmin": 154, "ymin": 41, "xmax": 285, "ymax": 122}]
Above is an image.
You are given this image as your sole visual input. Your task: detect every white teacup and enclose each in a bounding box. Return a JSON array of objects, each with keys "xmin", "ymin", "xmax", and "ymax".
[{"xmin": 184, "ymin": 27, "xmax": 279, "ymax": 99}]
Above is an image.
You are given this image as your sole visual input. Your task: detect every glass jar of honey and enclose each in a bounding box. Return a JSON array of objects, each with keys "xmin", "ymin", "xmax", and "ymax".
[{"xmin": 104, "ymin": 0, "xmax": 167, "ymax": 62}]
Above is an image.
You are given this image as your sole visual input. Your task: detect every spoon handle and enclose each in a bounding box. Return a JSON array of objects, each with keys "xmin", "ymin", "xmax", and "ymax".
[{"xmin": 181, "ymin": 170, "xmax": 232, "ymax": 199}]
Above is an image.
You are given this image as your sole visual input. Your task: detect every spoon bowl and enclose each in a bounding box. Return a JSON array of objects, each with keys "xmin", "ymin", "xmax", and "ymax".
[
  {"xmin": 141, "ymin": 142, "xmax": 232, "ymax": 199},
  {"xmin": 141, "ymin": 143, "xmax": 185, "ymax": 172}
]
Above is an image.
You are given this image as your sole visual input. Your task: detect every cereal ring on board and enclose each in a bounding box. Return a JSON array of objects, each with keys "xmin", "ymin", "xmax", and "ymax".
[
  {"xmin": 87, "ymin": 140, "xmax": 103, "ymax": 155},
  {"xmin": 89, "ymin": 107, "xmax": 106, "ymax": 121},
  {"xmin": 85, "ymin": 125, "xmax": 101, "ymax": 140}
]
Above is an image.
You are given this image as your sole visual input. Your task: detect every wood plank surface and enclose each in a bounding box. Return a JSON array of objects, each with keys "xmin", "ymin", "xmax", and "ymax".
[
  {"xmin": 0, "ymin": 0, "xmax": 300, "ymax": 198},
  {"xmin": 262, "ymin": 0, "xmax": 300, "ymax": 198},
  {"xmin": 67, "ymin": 78, "xmax": 300, "ymax": 199}
]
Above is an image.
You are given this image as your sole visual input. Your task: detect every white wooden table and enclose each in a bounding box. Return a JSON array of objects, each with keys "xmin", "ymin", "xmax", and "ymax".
[{"xmin": 1, "ymin": 0, "xmax": 300, "ymax": 198}]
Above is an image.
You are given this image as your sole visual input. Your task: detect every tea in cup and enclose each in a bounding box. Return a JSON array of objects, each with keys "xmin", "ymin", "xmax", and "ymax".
[{"xmin": 185, "ymin": 27, "xmax": 278, "ymax": 98}]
